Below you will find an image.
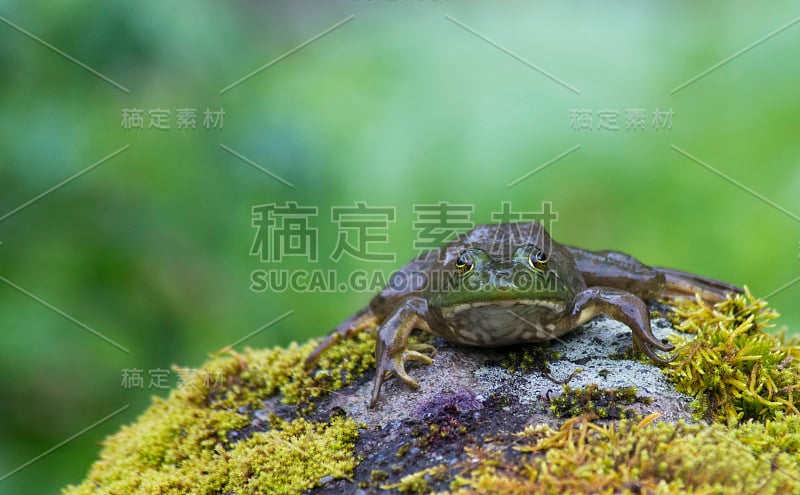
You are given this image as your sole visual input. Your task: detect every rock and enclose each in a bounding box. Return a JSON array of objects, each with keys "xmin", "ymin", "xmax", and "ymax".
[
  {"xmin": 318, "ymin": 308, "xmax": 693, "ymax": 431},
  {"xmin": 302, "ymin": 305, "xmax": 693, "ymax": 493},
  {"xmin": 64, "ymin": 294, "xmax": 800, "ymax": 495}
]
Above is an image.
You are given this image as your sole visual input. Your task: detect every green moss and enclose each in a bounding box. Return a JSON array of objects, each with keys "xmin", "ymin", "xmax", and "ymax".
[
  {"xmin": 549, "ymin": 384, "xmax": 649, "ymax": 419},
  {"xmin": 664, "ymin": 288, "xmax": 800, "ymax": 422},
  {"xmin": 64, "ymin": 407, "xmax": 359, "ymax": 495},
  {"xmin": 383, "ymin": 465, "xmax": 448, "ymax": 493},
  {"xmin": 215, "ymin": 416, "xmax": 358, "ymax": 494},
  {"xmin": 62, "ymin": 331, "xmax": 375, "ymax": 495},
  {"xmin": 386, "ymin": 414, "xmax": 800, "ymax": 494},
  {"xmin": 397, "ymin": 442, "xmax": 410, "ymax": 458},
  {"xmin": 438, "ymin": 414, "xmax": 800, "ymax": 494},
  {"xmin": 499, "ymin": 343, "xmax": 560, "ymax": 374},
  {"xmin": 371, "ymin": 469, "xmax": 389, "ymax": 482},
  {"xmin": 415, "ymin": 417, "xmax": 469, "ymax": 450},
  {"xmin": 608, "ymin": 345, "xmax": 649, "ymax": 363}
]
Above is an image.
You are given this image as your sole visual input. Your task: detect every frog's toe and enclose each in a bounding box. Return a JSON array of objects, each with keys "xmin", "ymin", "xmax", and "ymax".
[
  {"xmin": 407, "ymin": 342, "xmax": 437, "ymax": 356},
  {"xmin": 371, "ymin": 361, "xmax": 393, "ymax": 408},
  {"xmin": 393, "ymin": 354, "xmax": 422, "ymax": 389},
  {"xmin": 633, "ymin": 332, "xmax": 675, "ymax": 364},
  {"xmin": 369, "ymin": 349, "xmax": 434, "ymax": 408},
  {"xmin": 404, "ymin": 349, "xmax": 434, "ymax": 365},
  {"xmin": 642, "ymin": 345, "xmax": 675, "ymax": 364},
  {"xmin": 654, "ymin": 336, "xmax": 674, "ymax": 352},
  {"xmin": 396, "ymin": 347, "xmax": 435, "ymax": 384},
  {"xmin": 636, "ymin": 327, "xmax": 674, "ymax": 352}
]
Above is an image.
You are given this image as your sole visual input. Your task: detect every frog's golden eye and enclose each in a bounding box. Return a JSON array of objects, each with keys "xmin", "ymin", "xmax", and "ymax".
[
  {"xmin": 455, "ymin": 251, "xmax": 474, "ymax": 274},
  {"xmin": 528, "ymin": 250, "xmax": 548, "ymax": 270}
]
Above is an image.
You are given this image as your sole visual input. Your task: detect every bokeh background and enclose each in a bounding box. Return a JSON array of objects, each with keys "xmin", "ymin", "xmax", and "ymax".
[{"xmin": 1, "ymin": 1, "xmax": 799, "ymax": 493}]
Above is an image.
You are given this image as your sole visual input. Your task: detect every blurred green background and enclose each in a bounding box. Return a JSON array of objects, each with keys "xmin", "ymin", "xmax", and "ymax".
[{"xmin": 1, "ymin": 1, "xmax": 798, "ymax": 493}]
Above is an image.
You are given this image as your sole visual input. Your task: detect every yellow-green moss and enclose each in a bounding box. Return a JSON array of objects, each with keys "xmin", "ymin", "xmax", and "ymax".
[
  {"xmin": 174, "ymin": 329, "xmax": 376, "ymax": 412},
  {"xmin": 438, "ymin": 414, "xmax": 800, "ymax": 494},
  {"xmin": 215, "ymin": 416, "xmax": 359, "ymax": 495},
  {"xmin": 499, "ymin": 343, "xmax": 560, "ymax": 374},
  {"xmin": 64, "ymin": 411, "xmax": 359, "ymax": 495},
  {"xmin": 397, "ymin": 442, "xmax": 410, "ymax": 458},
  {"xmin": 371, "ymin": 469, "xmax": 389, "ymax": 482},
  {"xmin": 381, "ymin": 414, "xmax": 800, "ymax": 495},
  {"xmin": 549, "ymin": 384, "xmax": 650, "ymax": 419},
  {"xmin": 383, "ymin": 465, "xmax": 448, "ymax": 493},
  {"xmin": 63, "ymin": 331, "xmax": 376, "ymax": 495},
  {"xmin": 664, "ymin": 288, "xmax": 800, "ymax": 422}
]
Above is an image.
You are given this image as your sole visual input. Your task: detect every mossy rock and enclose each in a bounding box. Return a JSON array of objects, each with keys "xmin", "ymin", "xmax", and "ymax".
[{"xmin": 64, "ymin": 291, "xmax": 800, "ymax": 494}]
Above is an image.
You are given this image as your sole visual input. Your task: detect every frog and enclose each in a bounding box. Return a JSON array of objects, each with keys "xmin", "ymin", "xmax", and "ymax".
[{"xmin": 305, "ymin": 222, "xmax": 742, "ymax": 408}]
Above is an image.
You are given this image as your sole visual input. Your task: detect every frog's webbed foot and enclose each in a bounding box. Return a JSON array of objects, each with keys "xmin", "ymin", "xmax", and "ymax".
[
  {"xmin": 565, "ymin": 287, "xmax": 674, "ymax": 364},
  {"xmin": 305, "ymin": 308, "xmax": 379, "ymax": 368},
  {"xmin": 631, "ymin": 327, "xmax": 674, "ymax": 364},
  {"xmin": 371, "ymin": 298, "xmax": 434, "ymax": 408},
  {"xmin": 373, "ymin": 347, "xmax": 435, "ymax": 406}
]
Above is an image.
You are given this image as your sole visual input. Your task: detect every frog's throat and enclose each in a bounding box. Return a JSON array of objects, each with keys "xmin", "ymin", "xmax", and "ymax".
[{"xmin": 441, "ymin": 299, "xmax": 566, "ymax": 316}]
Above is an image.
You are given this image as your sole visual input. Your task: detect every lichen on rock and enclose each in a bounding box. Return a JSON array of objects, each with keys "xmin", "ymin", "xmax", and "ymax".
[{"xmin": 63, "ymin": 292, "xmax": 800, "ymax": 495}]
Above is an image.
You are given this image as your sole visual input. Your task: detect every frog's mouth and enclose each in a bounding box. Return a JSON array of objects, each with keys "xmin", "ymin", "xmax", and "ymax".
[{"xmin": 441, "ymin": 298, "xmax": 565, "ymax": 317}]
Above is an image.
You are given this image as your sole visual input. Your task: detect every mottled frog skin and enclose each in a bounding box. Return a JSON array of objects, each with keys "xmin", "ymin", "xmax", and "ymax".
[{"xmin": 306, "ymin": 222, "xmax": 741, "ymax": 407}]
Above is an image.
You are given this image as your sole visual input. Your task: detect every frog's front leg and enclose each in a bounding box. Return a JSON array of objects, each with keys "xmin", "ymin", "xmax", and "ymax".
[
  {"xmin": 371, "ymin": 297, "xmax": 436, "ymax": 408},
  {"xmin": 558, "ymin": 287, "xmax": 674, "ymax": 363}
]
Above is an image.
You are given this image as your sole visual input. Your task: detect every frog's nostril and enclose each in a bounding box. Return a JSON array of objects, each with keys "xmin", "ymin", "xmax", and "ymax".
[{"xmin": 493, "ymin": 271, "xmax": 515, "ymax": 288}]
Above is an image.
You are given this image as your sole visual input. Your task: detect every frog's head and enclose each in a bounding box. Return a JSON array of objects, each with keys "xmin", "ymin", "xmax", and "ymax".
[
  {"xmin": 426, "ymin": 240, "xmax": 580, "ymax": 345},
  {"xmin": 429, "ymin": 244, "xmax": 573, "ymax": 307}
]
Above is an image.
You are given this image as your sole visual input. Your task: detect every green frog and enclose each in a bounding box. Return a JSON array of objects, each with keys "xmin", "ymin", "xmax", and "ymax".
[{"xmin": 306, "ymin": 222, "xmax": 741, "ymax": 408}]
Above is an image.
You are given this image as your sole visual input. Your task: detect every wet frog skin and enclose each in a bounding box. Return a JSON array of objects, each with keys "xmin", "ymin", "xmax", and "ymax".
[{"xmin": 306, "ymin": 222, "xmax": 742, "ymax": 408}]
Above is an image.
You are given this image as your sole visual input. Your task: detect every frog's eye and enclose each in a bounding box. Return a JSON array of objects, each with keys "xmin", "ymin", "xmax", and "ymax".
[
  {"xmin": 528, "ymin": 250, "xmax": 548, "ymax": 270},
  {"xmin": 455, "ymin": 251, "xmax": 474, "ymax": 274}
]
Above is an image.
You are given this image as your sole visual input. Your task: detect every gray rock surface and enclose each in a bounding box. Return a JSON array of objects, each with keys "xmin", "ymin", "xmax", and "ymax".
[{"xmin": 316, "ymin": 305, "xmax": 694, "ymax": 427}]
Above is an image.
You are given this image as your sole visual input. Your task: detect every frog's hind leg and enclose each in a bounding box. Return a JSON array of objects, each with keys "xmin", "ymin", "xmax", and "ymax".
[
  {"xmin": 566, "ymin": 247, "xmax": 668, "ymax": 300},
  {"xmin": 562, "ymin": 287, "xmax": 674, "ymax": 364},
  {"xmin": 305, "ymin": 307, "xmax": 379, "ymax": 368},
  {"xmin": 655, "ymin": 267, "xmax": 743, "ymax": 304},
  {"xmin": 567, "ymin": 246, "xmax": 742, "ymax": 305}
]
